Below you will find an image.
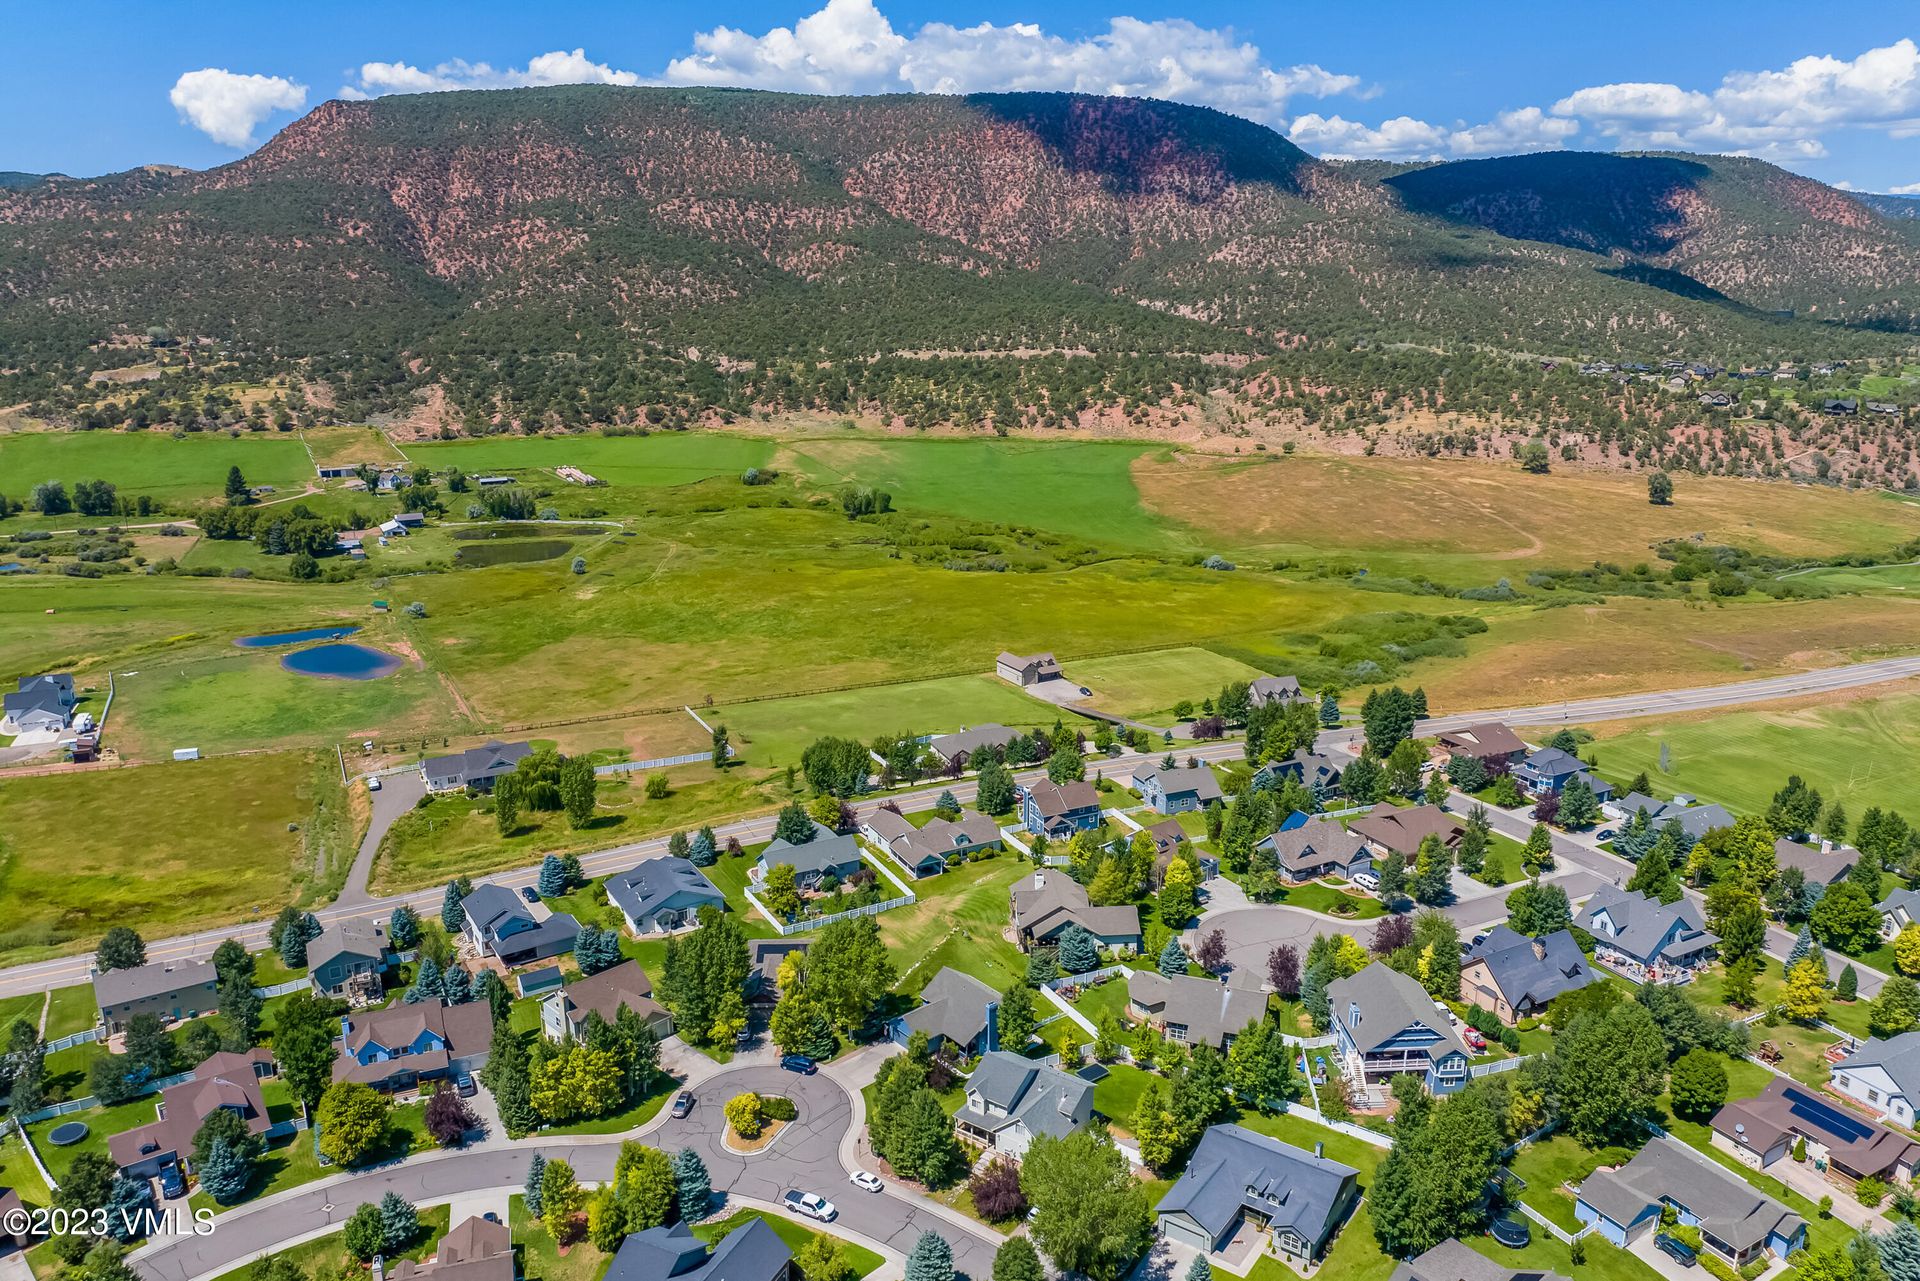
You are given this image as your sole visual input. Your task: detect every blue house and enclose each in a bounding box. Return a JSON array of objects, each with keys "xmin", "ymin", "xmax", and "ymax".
[
  {"xmin": 333, "ymin": 999, "xmax": 494, "ymax": 1091},
  {"xmin": 460, "ymin": 884, "xmax": 581, "ymax": 966},
  {"xmin": 1512, "ymin": 747, "xmax": 1613, "ymax": 800},
  {"xmin": 1134, "ymin": 764, "xmax": 1223, "ymax": 815},
  {"xmin": 1251, "ymin": 749, "xmax": 1342, "ymax": 796},
  {"xmin": 1575, "ymin": 885, "xmax": 1719, "ymax": 978},
  {"xmin": 1575, "ymin": 1136, "xmax": 1805, "ymax": 1268},
  {"xmin": 1018, "ymin": 779, "xmax": 1102, "ymax": 837},
  {"xmin": 1326, "ymin": 962, "xmax": 1468, "ymax": 1100}
]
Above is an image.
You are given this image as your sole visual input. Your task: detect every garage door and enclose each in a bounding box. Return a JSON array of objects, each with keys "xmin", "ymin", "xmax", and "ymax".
[{"xmin": 1159, "ymin": 1215, "xmax": 1216, "ymax": 1253}]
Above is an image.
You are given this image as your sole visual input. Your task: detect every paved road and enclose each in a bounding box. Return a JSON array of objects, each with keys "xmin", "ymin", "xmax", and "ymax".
[
  {"xmin": 11, "ymin": 655, "xmax": 1919, "ymax": 999},
  {"xmin": 131, "ymin": 1064, "xmax": 999, "ymax": 1281}
]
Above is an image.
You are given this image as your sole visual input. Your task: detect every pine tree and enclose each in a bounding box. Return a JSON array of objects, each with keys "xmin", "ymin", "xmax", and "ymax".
[
  {"xmin": 1057, "ymin": 924, "xmax": 1098, "ymax": 974},
  {"xmin": 196, "ymin": 1136, "xmax": 251, "ymax": 1205},
  {"xmin": 1158, "ymin": 937, "xmax": 1188, "ymax": 977},
  {"xmin": 380, "ymin": 1192, "xmax": 419, "ymax": 1252},
  {"xmin": 389, "ymin": 905, "xmax": 421, "ymax": 950},
  {"xmin": 673, "ymin": 1148, "xmax": 711, "ymax": 1222},
  {"xmin": 1186, "ymin": 1258, "xmax": 1213, "ymax": 1281},
  {"xmin": 1840, "ymin": 964, "xmax": 1860, "ymax": 1001},
  {"xmin": 690, "ymin": 827, "xmax": 718, "ymax": 867},
  {"xmin": 441, "ymin": 881, "xmax": 467, "ymax": 933},
  {"xmin": 524, "ymin": 1153, "xmax": 547, "ymax": 1216},
  {"xmin": 538, "ymin": 854, "xmax": 568, "ymax": 897},
  {"xmin": 905, "ymin": 1232, "xmax": 954, "ymax": 1281},
  {"xmin": 1318, "ymin": 691, "xmax": 1341, "ymax": 728}
]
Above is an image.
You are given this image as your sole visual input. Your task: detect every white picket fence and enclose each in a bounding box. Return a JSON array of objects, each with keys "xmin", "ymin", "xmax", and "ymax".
[
  {"xmin": 257, "ymin": 978, "xmax": 309, "ymax": 998},
  {"xmin": 16, "ymin": 1067, "xmax": 198, "ymax": 1125},
  {"xmin": 43, "ymin": 1027, "xmax": 101, "ymax": 1053},
  {"xmin": 596, "ymin": 752, "xmax": 714, "ymax": 776},
  {"xmin": 741, "ymin": 885, "xmax": 916, "ymax": 936}
]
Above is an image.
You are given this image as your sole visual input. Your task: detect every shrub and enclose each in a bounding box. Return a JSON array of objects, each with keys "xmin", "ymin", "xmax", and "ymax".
[
  {"xmin": 1858, "ymin": 1175, "xmax": 1889, "ymax": 1207},
  {"xmin": 761, "ymin": 1095, "xmax": 798, "ymax": 1122},
  {"xmin": 969, "ymin": 1159, "xmax": 1026, "ymax": 1222},
  {"xmin": 725, "ymin": 1093, "xmax": 765, "ymax": 1139}
]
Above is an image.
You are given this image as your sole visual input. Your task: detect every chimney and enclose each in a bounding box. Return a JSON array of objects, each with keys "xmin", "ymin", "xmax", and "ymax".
[
  {"xmin": 1034, "ymin": 870, "xmax": 1045, "ymax": 888},
  {"xmin": 1821, "ymin": 838, "xmax": 1834, "ymax": 853},
  {"xmin": 1531, "ymin": 939, "xmax": 1547, "ymax": 961}
]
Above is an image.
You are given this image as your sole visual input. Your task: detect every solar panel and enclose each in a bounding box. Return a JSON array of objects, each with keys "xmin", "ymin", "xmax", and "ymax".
[{"xmin": 1781, "ymin": 1083, "xmax": 1876, "ymax": 1144}]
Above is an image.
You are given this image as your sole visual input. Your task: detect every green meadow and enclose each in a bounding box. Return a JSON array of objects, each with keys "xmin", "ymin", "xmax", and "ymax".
[
  {"xmin": 0, "ymin": 430, "xmax": 314, "ymax": 503},
  {"xmin": 719, "ymin": 673, "xmax": 1057, "ymax": 767},
  {"xmin": 406, "ymin": 431, "xmax": 776, "ymax": 487}
]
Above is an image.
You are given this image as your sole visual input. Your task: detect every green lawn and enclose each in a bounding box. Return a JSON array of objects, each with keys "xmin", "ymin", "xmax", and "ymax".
[
  {"xmin": 42, "ymin": 985, "xmax": 98, "ymax": 1039},
  {"xmin": 0, "ymin": 430, "xmax": 316, "ymax": 504},
  {"xmin": 693, "ymin": 1209, "xmax": 885, "ymax": 1278},
  {"xmin": 0, "ymin": 751, "xmax": 348, "ymax": 968},
  {"xmin": 884, "ymin": 855, "xmax": 1031, "ymax": 997},
  {"xmin": 1091, "ymin": 1062, "xmax": 1161, "ymax": 1124},
  {"xmin": 1069, "ymin": 648, "xmax": 1274, "ymax": 721},
  {"xmin": 1508, "ymin": 1133, "xmax": 1633, "ymax": 1232},
  {"xmin": 1230, "ymin": 1108, "xmax": 1387, "ymax": 1176},
  {"xmin": 1066, "ymin": 974, "xmax": 1132, "ymax": 1027},
  {"xmin": 719, "ymin": 675, "xmax": 1053, "ymax": 770},
  {"xmin": 0, "ymin": 1128, "xmax": 51, "ymax": 1208},
  {"xmin": 1275, "ymin": 881, "xmax": 1388, "ymax": 920},
  {"xmin": 0, "ymin": 993, "xmax": 43, "ymax": 1041},
  {"xmin": 407, "ymin": 432, "xmax": 775, "ymax": 490},
  {"xmin": 1584, "ymin": 689, "xmax": 1920, "ymax": 817},
  {"xmin": 512, "ymin": 1192, "xmax": 613, "ymax": 1281},
  {"xmin": 203, "ymin": 1205, "xmax": 451, "ymax": 1281},
  {"xmin": 541, "ymin": 1076, "xmax": 678, "ymax": 1136}
]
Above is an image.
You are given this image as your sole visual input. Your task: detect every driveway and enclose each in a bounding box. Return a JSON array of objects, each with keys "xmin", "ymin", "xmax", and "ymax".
[{"xmin": 337, "ymin": 769, "xmax": 427, "ymax": 906}]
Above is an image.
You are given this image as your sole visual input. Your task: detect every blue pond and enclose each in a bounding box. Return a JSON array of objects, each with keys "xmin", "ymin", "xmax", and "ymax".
[
  {"xmin": 236, "ymin": 625, "xmax": 362, "ymax": 648},
  {"xmin": 280, "ymin": 643, "xmax": 403, "ymax": 680}
]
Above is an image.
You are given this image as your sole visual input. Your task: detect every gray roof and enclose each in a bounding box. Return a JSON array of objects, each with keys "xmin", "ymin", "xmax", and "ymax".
[
  {"xmin": 1577, "ymin": 1136, "xmax": 1803, "ymax": 1252},
  {"xmin": 1011, "ymin": 871, "xmax": 1141, "ymax": 943},
  {"xmin": 1576, "ymin": 885, "xmax": 1718, "ymax": 966},
  {"xmin": 1254, "ymin": 748, "xmax": 1343, "ymax": 790},
  {"xmin": 902, "ymin": 966, "xmax": 998, "ymax": 1048},
  {"xmin": 1772, "ymin": 839, "xmax": 1858, "ymax": 887},
  {"xmin": 1836, "ymin": 1029, "xmax": 1920, "ymax": 1101},
  {"xmin": 929, "ymin": 724, "xmax": 1022, "ymax": 762},
  {"xmin": 309, "ymin": 918, "xmax": 389, "ymax": 973},
  {"xmin": 1519, "ymin": 747, "xmax": 1583, "ymax": 776},
  {"xmin": 747, "ymin": 939, "xmax": 809, "ymax": 998},
  {"xmin": 1158, "ymin": 1124, "xmax": 1358, "ymax": 1247},
  {"xmin": 1325, "ymin": 962, "xmax": 1467, "ymax": 1058},
  {"xmin": 422, "ymin": 740, "xmax": 531, "ymax": 785},
  {"xmin": 4, "ymin": 673, "xmax": 72, "ymax": 718},
  {"xmin": 1247, "ymin": 676, "xmax": 1304, "ymax": 705},
  {"xmin": 954, "ymin": 1051, "xmax": 1092, "ymax": 1143},
  {"xmin": 608, "ymin": 1217, "xmax": 791, "ymax": 1281},
  {"xmin": 1125, "ymin": 971, "xmax": 1266, "ymax": 1047},
  {"xmin": 1259, "ymin": 817, "xmax": 1370, "ymax": 874},
  {"xmin": 93, "ymin": 958, "xmax": 217, "ymax": 1009},
  {"xmin": 889, "ymin": 811, "xmax": 1003, "ymax": 869},
  {"xmin": 462, "ymin": 884, "xmax": 580, "ymax": 956},
  {"xmin": 761, "ymin": 831, "xmax": 866, "ymax": 880},
  {"xmin": 605, "ymin": 857, "xmax": 725, "ymax": 922},
  {"xmin": 1610, "ymin": 794, "xmax": 1733, "ymax": 841},
  {"xmin": 1136, "ymin": 765, "xmax": 1223, "ymax": 805},
  {"xmin": 1465, "ymin": 927, "xmax": 1595, "ymax": 1009},
  {"xmin": 1390, "ymin": 1240, "xmax": 1568, "ymax": 1281},
  {"xmin": 1881, "ymin": 888, "xmax": 1920, "ymax": 921}
]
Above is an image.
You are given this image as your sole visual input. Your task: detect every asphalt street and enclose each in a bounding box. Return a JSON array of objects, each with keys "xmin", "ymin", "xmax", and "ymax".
[
  {"xmin": 7, "ymin": 654, "xmax": 1916, "ymax": 998},
  {"xmin": 130, "ymin": 1064, "xmax": 1001, "ymax": 1281}
]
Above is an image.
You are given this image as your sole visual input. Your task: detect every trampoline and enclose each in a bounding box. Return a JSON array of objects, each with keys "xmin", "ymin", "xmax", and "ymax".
[{"xmin": 47, "ymin": 1121, "xmax": 90, "ymax": 1146}]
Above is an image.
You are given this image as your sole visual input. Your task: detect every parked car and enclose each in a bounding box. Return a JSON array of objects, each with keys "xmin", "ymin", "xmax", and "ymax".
[
  {"xmin": 456, "ymin": 1073, "xmax": 476, "ymax": 1097},
  {"xmin": 1352, "ymin": 871, "xmax": 1380, "ymax": 892},
  {"xmin": 520, "ymin": 886, "xmax": 540, "ymax": 904},
  {"xmin": 781, "ymin": 1054, "xmax": 818, "ymax": 1075},
  {"xmin": 1655, "ymin": 1235, "xmax": 1698, "ymax": 1267},
  {"xmin": 367, "ymin": 776, "xmax": 382, "ymax": 792},
  {"xmin": 671, "ymin": 1091, "xmax": 695, "ymax": 1119},
  {"xmin": 783, "ymin": 1190, "xmax": 836, "ymax": 1222},
  {"xmin": 1595, "ymin": 828, "xmax": 1617, "ymax": 842},
  {"xmin": 849, "ymin": 1171, "xmax": 883, "ymax": 1193},
  {"xmin": 158, "ymin": 1166, "xmax": 185, "ymax": 1200}
]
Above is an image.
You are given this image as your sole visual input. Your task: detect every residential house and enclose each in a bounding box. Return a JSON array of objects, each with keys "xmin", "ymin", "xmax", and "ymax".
[
  {"xmin": 1010, "ymin": 870, "xmax": 1141, "ymax": 953},
  {"xmin": 1251, "ymin": 748, "xmax": 1343, "ymax": 795},
  {"xmin": 1576, "ymin": 885, "xmax": 1719, "ymax": 979},
  {"xmin": 606, "ymin": 1217, "xmax": 791, "ymax": 1281},
  {"xmin": 541, "ymin": 960, "xmax": 673, "ymax": 1042},
  {"xmin": 996, "ymin": 652, "xmax": 1063, "ymax": 687},
  {"xmin": 1433, "ymin": 723, "xmax": 1526, "ymax": 769},
  {"xmin": 1711, "ymin": 1077, "xmax": 1920, "ymax": 1190},
  {"xmin": 1389, "ymin": 1240, "xmax": 1567, "ymax": 1281},
  {"xmin": 334, "ymin": 999, "xmax": 494, "ymax": 1091},
  {"xmin": 387, "ymin": 1215, "xmax": 515, "ymax": 1281},
  {"xmin": 1017, "ymin": 779, "xmax": 1102, "ymax": 838},
  {"xmin": 1601, "ymin": 793, "xmax": 1735, "ymax": 842},
  {"xmin": 94, "ymin": 959, "xmax": 220, "ymax": 1035},
  {"xmin": 1459, "ymin": 927, "xmax": 1597, "ymax": 1025},
  {"xmin": 1347, "ymin": 804, "xmax": 1464, "ymax": 862},
  {"xmin": 862, "ymin": 807, "xmax": 1003, "ymax": 878},
  {"xmin": 1879, "ymin": 888, "xmax": 1920, "ymax": 941},
  {"xmin": 394, "ymin": 512, "xmax": 426, "ymax": 529},
  {"xmin": 1772, "ymin": 838, "xmax": 1859, "ymax": 888},
  {"xmin": 307, "ymin": 918, "xmax": 394, "ymax": 1003},
  {"xmin": 927, "ymin": 724, "xmax": 1022, "ymax": 771},
  {"xmin": 1574, "ymin": 1135, "xmax": 1807, "ymax": 1266},
  {"xmin": 1867, "ymin": 402, "xmax": 1903, "ymax": 416},
  {"xmin": 1511, "ymin": 748, "xmax": 1613, "ymax": 800},
  {"xmin": 108, "ymin": 1048, "xmax": 277, "ymax": 1179},
  {"xmin": 2, "ymin": 672, "xmax": 75, "ymax": 734},
  {"xmin": 1125, "ymin": 972, "xmax": 1265, "ymax": 1049},
  {"xmin": 757, "ymin": 830, "xmax": 867, "ymax": 891},
  {"xmin": 952, "ymin": 1051, "xmax": 1094, "ymax": 1159},
  {"xmin": 1327, "ymin": 962, "xmax": 1469, "ymax": 1098},
  {"xmin": 1823, "ymin": 398, "xmax": 1860, "ymax": 415},
  {"xmin": 1246, "ymin": 676, "xmax": 1305, "ymax": 708},
  {"xmin": 460, "ymin": 884, "xmax": 580, "ymax": 966},
  {"xmin": 1134, "ymin": 764, "xmax": 1224, "ymax": 815},
  {"xmin": 420, "ymin": 740, "xmax": 532, "ymax": 793},
  {"xmin": 1258, "ymin": 817, "xmax": 1372, "ymax": 884},
  {"xmin": 1147, "ymin": 819, "xmax": 1219, "ymax": 885},
  {"xmin": 1156, "ymin": 1124, "xmax": 1360, "ymax": 1264},
  {"xmin": 1700, "ymin": 391, "xmax": 1734, "ymax": 409},
  {"xmin": 1832, "ymin": 1031, "xmax": 1920, "ymax": 1127},
  {"xmin": 746, "ymin": 939, "xmax": 809, "ymax": 1008},
  {"xmin": 604, "ymin": 857, "xmax": 725, "ymax": 934},
  {"xmin": 899, "ymin": 966, "xmax": 999, "ymax": 1055}
]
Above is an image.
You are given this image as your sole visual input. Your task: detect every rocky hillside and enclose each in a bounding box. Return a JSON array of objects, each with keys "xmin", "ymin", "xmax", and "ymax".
[
  {"xmin": 1, "ymin": 87, "xmax": 1915, "ymax": 434},
  {"xmin": 1385, "ymin": 152, "xmax": 1920, "ymax": 325}
]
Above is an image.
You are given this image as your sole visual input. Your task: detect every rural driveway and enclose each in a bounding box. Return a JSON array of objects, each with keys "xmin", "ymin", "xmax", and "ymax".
[
  {"xmin": 8, "ymin": 655, "xmax": 1920, "ymax": 998},
  {"xmin": 337, "ymin": 770, "xmax": 428, "ymax": 906},
  {"xmin": 130, "ymin": 1064, "xmax": 998, "ymax": 1281}
]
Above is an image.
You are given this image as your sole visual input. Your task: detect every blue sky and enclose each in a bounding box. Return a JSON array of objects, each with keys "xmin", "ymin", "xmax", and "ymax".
[{"xmin": 8, "ymin": 0, "xmax": 1920, "ymax": 192}]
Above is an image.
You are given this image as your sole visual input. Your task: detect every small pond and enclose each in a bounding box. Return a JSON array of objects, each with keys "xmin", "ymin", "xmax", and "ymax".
[
  {"xmin": 236, "ymin": 625, "xmax": 362, "ymax": 648},
  {"xmin": 455, "ymin": 539, "xmax": 573, "ymax": 567},
  {"xmin": 280, "ymin": 643, "xmax": 403, "ymax": 680}
]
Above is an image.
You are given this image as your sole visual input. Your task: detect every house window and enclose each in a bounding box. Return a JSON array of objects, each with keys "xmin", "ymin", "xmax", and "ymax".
[
  {"xmin": 1167, "ymin": 1024, "xmax": 1188, "ymax": 1042},
  {"xmin": 1869, "ymin": 1089, "xmax": 1881, "ymax": 1103},
  {"xmin": 1839, "ymin": 1076, "xmax": 1851, "ymax": 1090}
]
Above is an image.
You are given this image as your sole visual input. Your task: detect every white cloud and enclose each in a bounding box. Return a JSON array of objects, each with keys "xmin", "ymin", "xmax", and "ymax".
[
  {"xmin": 342, "ymin": 48, "xmax": 644, "ymax": 98},
  {"xmin": 1889, "ymin": 181, "xmax": 1920, "ymax": 194},
  {"xmin": 1550, "ymin": 39, "xmax": 1920, "ymax": 157},
  {"xmin": 1447, "ymin": 107, "xmax": 1580, "ymax": 156},
  {"xmin": 1285, "ymin": 113, "xmax": 1450, "ymax": 160},
  {"xmin": 170, "ymin": 68, "xmax": 308, "ymax": 147},
  {"xmin": 660, "ymin": 0, "xmax": 1363, "ymax": 123}
]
